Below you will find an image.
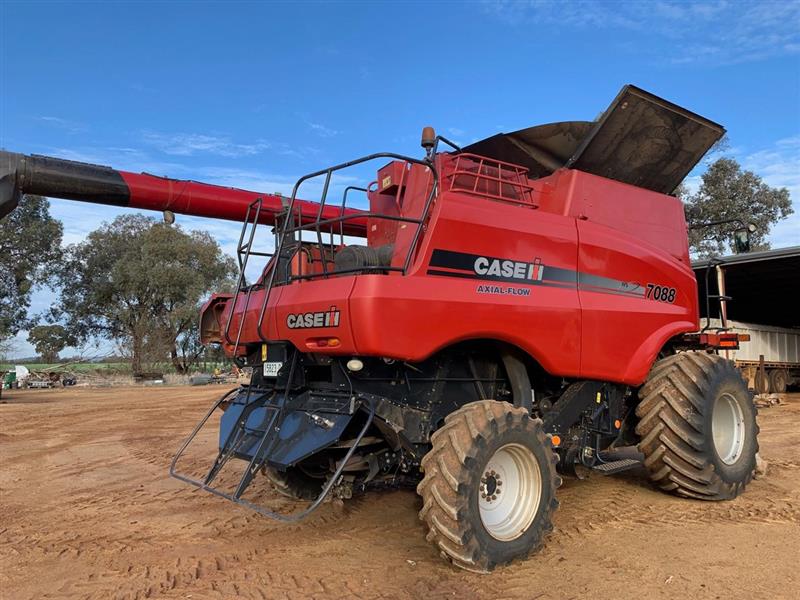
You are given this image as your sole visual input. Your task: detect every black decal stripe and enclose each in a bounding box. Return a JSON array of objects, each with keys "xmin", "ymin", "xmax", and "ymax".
[
  {"xmin": 578, "ymin": 273, "xmax": 645, "ymax": 296},
  {"xmin": 541, "ymin": 265, "xmax": 577, "ymax": 283},
  {"xmin": 578, "ymin": 284, "xmax": 645, "ymax": 298},
  {"xmin": 429, "ymin": 249, "xmax": 480, "ymax": 272},
  {"xmin": 428, "ymin": 248, "xmax": 652, "ymax": 299}
]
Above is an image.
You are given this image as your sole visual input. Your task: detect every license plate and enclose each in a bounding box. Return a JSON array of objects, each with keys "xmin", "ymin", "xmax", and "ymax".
[{"xmin": 263, "ymin": 362, "xmax": 283, "ymax": 377}]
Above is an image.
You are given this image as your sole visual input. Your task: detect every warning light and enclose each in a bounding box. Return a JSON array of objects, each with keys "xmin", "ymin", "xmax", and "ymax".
[
  {"xmin": 307, "ymin": 337, "xmax": 341, "ymax": 349},
  {"xmin": 614, "ymin": 419, "xmax": 621, "ymax": 429}
]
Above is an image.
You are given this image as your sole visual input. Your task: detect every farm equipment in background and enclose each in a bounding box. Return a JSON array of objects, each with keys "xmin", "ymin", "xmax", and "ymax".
[
  {"xmin": 7, "ymin": 365, "xmax": 79, "ymax": 389},
  {"xmin": 1, "ymin": 85, "xmax": 759, "ymax": 572}
]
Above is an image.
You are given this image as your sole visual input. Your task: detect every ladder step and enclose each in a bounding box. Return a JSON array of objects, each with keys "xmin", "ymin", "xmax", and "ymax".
[{"xmin": 592, "ymin": 458, "xmax": 641, "ymax": 475}]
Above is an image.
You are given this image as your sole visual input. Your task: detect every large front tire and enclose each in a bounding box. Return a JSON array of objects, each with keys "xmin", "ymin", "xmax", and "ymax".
[
  {"xmin": 636, "ymin": 352, "xmax": 758, "ymax": 500},
  {"xmin": 417, "ymin": 400, "xmax": 560, "ymax": 573}
]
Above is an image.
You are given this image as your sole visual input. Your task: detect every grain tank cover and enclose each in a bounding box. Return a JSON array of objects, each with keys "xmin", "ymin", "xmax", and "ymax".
[
  {"xmin": 463, "ymin": 84, "xmax": 725, "ymax": 194},
  {"xmin": 461, "ymin": 121, "xmax": 594, "ymax": 179}
]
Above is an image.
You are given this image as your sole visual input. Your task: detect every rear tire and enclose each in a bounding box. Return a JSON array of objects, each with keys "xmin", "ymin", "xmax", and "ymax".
[
  {"xmin": 417, "ymin": 400, "xmax": 560, "ymax": 573},
  {"xmin": 264, "ymin": 466, "xmax": 323, "ymax": 501},
  {"xmin": 768, "ymin": 369, "xmax": 788, "ymax": 394},
  {"xmin": 636, "ymin": 352, "xmax": 758, "ymax": 500},
  {"xmin": 754, "ymin": 369, "xmax": 770, "ymax": 394}
]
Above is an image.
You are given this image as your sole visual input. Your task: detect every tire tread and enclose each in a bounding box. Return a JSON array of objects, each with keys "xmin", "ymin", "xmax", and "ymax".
[
  {"xmin": 417, "ymin": 400, "xmax": 559, "ymax": 572},
  {"xmin": 635, "ymin": 352, "xmax": 757, "ymax": 501}
]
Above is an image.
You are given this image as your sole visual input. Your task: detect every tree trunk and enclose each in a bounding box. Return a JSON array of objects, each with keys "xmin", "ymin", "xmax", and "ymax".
[
  {"xmin": 131, "ymin": 332, "xmax": 143, "ymax": 376},
  {"xmin": 171, "ymin": 345, "xmax": 186, "ymax": 374}
]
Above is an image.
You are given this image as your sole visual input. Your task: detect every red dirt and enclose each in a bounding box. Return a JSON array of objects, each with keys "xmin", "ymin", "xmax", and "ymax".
[{"xmin": 1, "ymin": 386, "xmax": 798, "ymax": 600}]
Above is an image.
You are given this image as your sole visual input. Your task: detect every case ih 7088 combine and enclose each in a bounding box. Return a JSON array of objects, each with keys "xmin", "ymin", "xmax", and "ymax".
[{"xmin": 1, "ymin": 86, "xmax": 758, "ymax": 572}]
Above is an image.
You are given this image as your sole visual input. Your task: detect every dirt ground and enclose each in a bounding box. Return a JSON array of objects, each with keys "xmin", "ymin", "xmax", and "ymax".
[{"xmin": 0, "ymin": 386, "xmax": 798, "ymax": 600}]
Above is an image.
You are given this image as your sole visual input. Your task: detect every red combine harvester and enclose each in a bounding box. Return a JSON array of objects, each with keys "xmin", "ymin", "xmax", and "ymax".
[{"xmin": 1, "ymin": 86, "xmax": 758, "ymax": 572}]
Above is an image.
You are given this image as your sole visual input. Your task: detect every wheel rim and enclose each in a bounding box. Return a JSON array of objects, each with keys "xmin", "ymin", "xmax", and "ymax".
[
  {"xmin": 712, "ymin": 392, "xmax": 746, "ymax": 465},
  {"xmin": 478, "ymin": 443, "xmax": 542, "ymax": 541}
]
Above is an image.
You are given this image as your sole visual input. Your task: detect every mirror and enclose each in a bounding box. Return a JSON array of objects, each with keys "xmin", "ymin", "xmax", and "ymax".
[{"xmin": 733, "ymin": 227, "xmax": 751, "ymax": 253}]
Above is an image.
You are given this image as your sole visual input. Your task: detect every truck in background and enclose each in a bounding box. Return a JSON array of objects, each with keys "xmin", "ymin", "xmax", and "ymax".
[
  {"xmin": 694, "ymin": 246, "xmax": 800, "ymax": 395},
  {"xmin": 707, "ymin": 319, "xmax": 799, "ymax": 393}
]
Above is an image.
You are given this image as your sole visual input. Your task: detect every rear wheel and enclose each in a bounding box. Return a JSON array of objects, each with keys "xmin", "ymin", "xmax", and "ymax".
[
  {"xmin": 417, "ymin": 400, "xmax": 560, "ymax": 572},
  {"xmin": 636, "ymin": 352, "xmax": 758, "ymax": 500},
  {"xmin": 754, "ymin": 369, "xmax": 770, "ymax": 394},
  {"xmin": 768, "ymin": 369, "xmax": 788, "ymax": 394},
  {"xmin": 264, "ymin": 466, "xmax": 323, "ymax": 501}
]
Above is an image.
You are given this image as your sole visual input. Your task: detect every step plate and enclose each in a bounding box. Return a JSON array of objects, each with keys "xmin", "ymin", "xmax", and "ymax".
[{"xmin": 592, "ymin": 458, "xmax": 641, "ymax": 475}]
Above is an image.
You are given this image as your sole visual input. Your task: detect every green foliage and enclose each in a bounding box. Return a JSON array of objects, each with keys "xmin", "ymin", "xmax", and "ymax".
[
  {"xmin": 683, "ymin": 158, "xmax": 793, "ymax": 257},
  {"xmin": 0, "ymin": 195, "xmax": 63, "ymax": 339},
  {"xmin": 27, "ymin": 324, "xmax": 75, "ymax": 363},
  {"xmin": 55, "ymin": 215, "xmax": 237, "ymax": 374}
]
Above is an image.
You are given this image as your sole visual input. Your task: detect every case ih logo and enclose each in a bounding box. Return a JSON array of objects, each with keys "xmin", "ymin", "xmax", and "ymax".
[
  {"xmin": 286, "ymin": 306, "xmax": 341, "ymax": 329},
  {"xmin": 473, "ymin": 256, "xmax": 545, "ymax": 282}
]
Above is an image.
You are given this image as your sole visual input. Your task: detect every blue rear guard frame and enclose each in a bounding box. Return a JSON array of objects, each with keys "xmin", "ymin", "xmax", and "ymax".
[{"xmin": 169, "ymin": 385, "xmax": 375, "ymax": 522}]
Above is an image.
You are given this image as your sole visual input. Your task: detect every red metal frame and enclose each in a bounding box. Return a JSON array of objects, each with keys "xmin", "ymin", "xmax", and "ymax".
[{"xmin": 444, "ymin": 153, "xmax": 537, "ymax": 207}]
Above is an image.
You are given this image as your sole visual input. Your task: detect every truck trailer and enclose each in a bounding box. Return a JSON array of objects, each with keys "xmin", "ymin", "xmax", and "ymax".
[
  {"xmin": 704, "ymin": 319, "xmax": 799, "ymax": 393},
  {"xmin": 694, "ymin": 247, "xmax": 800, "ymax": 394}
]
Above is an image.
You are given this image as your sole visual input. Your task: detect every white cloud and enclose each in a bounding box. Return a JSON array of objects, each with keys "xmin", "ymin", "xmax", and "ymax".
[
  {"xmin": 2, "ymin": 327, "xmax": 116, "ymax": 362},
  {"xmin": 36, "ymin": 116, "xmax": 86, "ymax": 134},
  {"xmin": 306, "ymin": 121, "xmax": 340, "ymax": 138},
  {"xmin": 140, "ymin": 131, "xmax": 273, "ymax": 158},
  {"xmin": 742, "ymin": 135, "xmax": 800, "ymax": 249},
  {"xmin": 743, "ymin": 135, "xmax": 800, "ymax": 198},
  {"xmin": 688, "ymin": 135, "xmax": 800, "ymax": 249},
  {"xmin": 483, "ymin": 0, "xmax": 800, "ymax": 66}
]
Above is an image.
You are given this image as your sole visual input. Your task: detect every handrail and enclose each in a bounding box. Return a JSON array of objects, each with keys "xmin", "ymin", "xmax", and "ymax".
[
  {"xmin": 224, "ymin": 198, "xmax": 268, "ymax": 348},
  {"xmin": 340, "ymin": 186, "xmax": 369, "ymax": 246},
  {"xmin": 254, "ymin": 151, "xmax": 438, "ymax": 343}
]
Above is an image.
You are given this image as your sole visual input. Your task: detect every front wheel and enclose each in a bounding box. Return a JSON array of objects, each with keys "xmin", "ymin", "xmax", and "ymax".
[
  {"xmin": 636, "ymin": 352, "xmax": 758, "ymax": 500},
  {"xmin": 417, "ymin": 400, "xmax": 560, "ymax": 573}
]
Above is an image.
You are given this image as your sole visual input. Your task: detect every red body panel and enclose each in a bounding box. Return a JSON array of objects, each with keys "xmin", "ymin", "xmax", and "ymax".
[{"xmin": 209, "ymin": 155, "xmax": 698, "ymax": 387}]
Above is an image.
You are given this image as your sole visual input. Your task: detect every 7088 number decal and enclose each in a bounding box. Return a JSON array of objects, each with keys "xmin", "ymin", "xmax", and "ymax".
[{"xmin": 646, "ymin": 283, "xmax": 676, "ymax": 303}]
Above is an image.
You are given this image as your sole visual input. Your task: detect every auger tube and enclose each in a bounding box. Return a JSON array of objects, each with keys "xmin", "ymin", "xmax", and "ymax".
[{"xmin": 0, "ymin": 150, "xmax": 367, "ymax": 235}]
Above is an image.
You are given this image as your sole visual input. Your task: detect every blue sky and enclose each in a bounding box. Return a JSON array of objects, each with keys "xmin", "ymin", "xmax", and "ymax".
[{"xmin": 2, "ymin": 0, "xmax": 799, "ymax": 359}]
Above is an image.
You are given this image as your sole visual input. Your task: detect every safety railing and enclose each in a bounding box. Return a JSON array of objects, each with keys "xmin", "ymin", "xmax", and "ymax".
[
  {"xmin": 223, "ymin": 197, "xmax": 276, "ymax": 347},
  {"xmin": 445, "ymin": 153, "xmax": 536, "ymax": 207},
  {"xmin": 254, "ymin": 152, "xmax": 438, "ymax": 342}
]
